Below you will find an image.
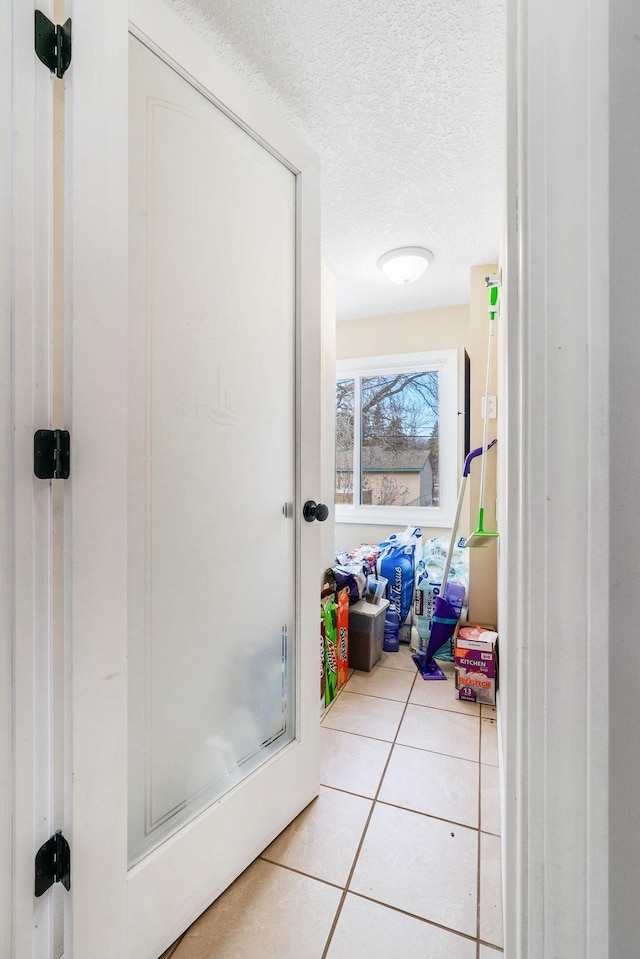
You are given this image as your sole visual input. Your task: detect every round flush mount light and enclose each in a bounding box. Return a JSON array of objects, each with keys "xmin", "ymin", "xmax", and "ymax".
[{"xmin": 377, "ymin": 246, "xmax": 434, "ymax": 284}]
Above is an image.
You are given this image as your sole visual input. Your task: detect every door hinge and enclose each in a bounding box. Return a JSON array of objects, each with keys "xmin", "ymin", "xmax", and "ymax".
[
  {"xmin": 34, "ymin": 10, "xmax": 72, "ymax": 79},
  {"xmin": 34, "ymin": 429, "xmax": 71, "ymax": 479},
  {"xmin": 35, "ymin": 830, "xmax": 71, "ymax": 897}
]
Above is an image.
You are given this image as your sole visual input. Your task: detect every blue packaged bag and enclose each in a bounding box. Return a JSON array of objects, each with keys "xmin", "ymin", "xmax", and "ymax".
[{"xmin": 375, "ymin": 527, "xmax": 422, "ymax": 648}]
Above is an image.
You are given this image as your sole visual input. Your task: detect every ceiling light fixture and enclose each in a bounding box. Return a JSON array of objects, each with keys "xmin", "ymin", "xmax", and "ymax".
[{"xmin": 377, "ymin": 246, "xmax": 434, "ymax": 284}]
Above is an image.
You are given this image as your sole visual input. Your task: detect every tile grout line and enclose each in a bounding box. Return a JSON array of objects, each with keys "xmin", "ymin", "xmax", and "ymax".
[
  {"xmin": 319, "ymin": 663, "xmax": 421, "ymax": 959},
  {"xmin": 319, "ymin": 656, "xmax": 496, "ymax": 955},
  {"xmin": 321, "ymin": 781, "xmax": 482, "ymax": 833},
  {"xmin": 336, "ymin": 689, "xmax": 413, "ymax": 704},
  {"xmin": 322, "ymin": 725, "xmax": 482, "ymax": 763},
  {"xmin": 336, "ymin": 684, "xmax": 484, "ymax": 719},
  {"xmin": 320, "ymin": 724, "xmax": 400, "ymax": 746},
  {"xmin": 258, "ymin": 856, "xmax": 345, "ymax": 892},
  {"xmin": 171, "ymin": 661, "xmax": 500, "ymax": 957},
  {"xmin": 259, "ymin": 803, "xmax": 488, "ymax": 948},
  {"xmin": 348, "ymin": 890, "xmax": 480, "ymax": 945},
  {"xmin": 392, "ymin": 736, "xmax": 481, "ymax": 760}
]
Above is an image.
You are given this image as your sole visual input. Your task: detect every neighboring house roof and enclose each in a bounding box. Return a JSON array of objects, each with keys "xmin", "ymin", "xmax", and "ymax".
[{"xmin": 336, "ymin": 446, "xmax": 432, "ymax": 472}]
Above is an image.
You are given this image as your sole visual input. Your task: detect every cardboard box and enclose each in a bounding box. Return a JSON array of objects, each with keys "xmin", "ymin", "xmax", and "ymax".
[{"xmin": 454, "ymin": 624, "xmax": 498, "ymax": 705}]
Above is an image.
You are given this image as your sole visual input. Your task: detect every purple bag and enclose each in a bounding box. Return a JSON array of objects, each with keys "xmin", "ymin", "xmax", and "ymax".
[{"xmin": 332, "ymin": 561, "xmax": 367, "ymax": 604}]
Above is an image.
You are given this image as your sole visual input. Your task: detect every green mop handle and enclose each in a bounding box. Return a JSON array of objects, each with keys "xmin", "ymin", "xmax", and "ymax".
[{"xmin": 478, "ymin": 286, "xmax": 498, "ymax": 530}]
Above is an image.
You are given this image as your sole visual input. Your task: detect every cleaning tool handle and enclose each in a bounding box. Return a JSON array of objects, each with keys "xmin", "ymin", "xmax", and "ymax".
[
  {"xmin": 463, "ymin": 439, "xmax": 497, "ymax": 477},
  {"xmin": 442, "ymin": 439, "xmax": 497, "ymax": 589},
  {"xmin": 478, "ymin": 315, "xmax": 495, "ymax": 512}
]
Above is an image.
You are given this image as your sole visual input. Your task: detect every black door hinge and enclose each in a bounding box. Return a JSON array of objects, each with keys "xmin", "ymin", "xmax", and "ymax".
[
  {"xmin": 35, "ymin": 830, "xmax": 71, "ymax": 897},
  {"xmin": 35, "ymin": 10, "xmax": 72, "ymax": 79},
  {"xmin": 34, "ymin": 429, "xmax": 70, "ymax": 480}
]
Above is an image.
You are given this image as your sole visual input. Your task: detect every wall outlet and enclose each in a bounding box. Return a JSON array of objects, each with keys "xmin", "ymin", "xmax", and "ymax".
[{"xmin": 481, "ymin": 395, "xmax": 497, "ymax": 419}]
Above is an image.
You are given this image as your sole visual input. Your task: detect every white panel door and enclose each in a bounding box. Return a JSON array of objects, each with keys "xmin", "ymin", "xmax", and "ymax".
[
  {"xmin": 66, "ymin": 3, "xmax": 322, "ymax": 957},
  {"xmin": 127, "ymin": 33, "xmax": 300, "ymax": 867}
]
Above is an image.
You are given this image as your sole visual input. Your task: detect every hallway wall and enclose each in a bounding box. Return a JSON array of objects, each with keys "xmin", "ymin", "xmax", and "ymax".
[
  {"xmin": 0, "ymin": 8, "xmax": 11, "ymax": 955},
  {"xmin": 609, "ymin": 0, "xmax": 640, "ymax": 951}
]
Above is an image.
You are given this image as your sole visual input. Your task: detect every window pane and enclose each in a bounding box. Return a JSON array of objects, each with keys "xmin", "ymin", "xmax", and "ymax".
[
  {"xmin": 360, "ymin": 372, "xmax": 439, "ymax": 507},
  {"xmin": 335, "ymin": 379, "xmax": 355, "ymax": 505}
]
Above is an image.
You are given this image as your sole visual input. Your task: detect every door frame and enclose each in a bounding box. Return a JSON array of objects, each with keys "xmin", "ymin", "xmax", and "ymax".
[
  {"xmin": 1, "ymin": 8, "xmax": 11, "ymax": 953},
  {"xmin": 63, "ymin": 0, "xmax": 129, "ymax": 949},
  {"xmin": 65, "ymin": 1, "xmax": 321, "ymax": 956},
  {"xmin": 4, "ymin": 1, "xmax": 61, "ymax": 956},
  {"xmin": 501, "ymin": 0, "xmax": 610, "ymax": 955}
]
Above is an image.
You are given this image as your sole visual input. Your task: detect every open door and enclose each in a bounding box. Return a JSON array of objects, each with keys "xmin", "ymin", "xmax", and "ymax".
[{"xmin": 65, "ymin": 2, "xmax": 322, "ymax": 956}]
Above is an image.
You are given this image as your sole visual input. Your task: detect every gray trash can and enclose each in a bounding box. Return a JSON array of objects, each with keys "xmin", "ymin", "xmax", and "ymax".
[{"xmin": 347, "ymin": 598, "xmax": 390, "ymax": 672}]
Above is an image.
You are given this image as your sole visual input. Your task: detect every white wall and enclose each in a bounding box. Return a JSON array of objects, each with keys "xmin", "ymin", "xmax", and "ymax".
[
  {"xmin": 609, "ymin": 0, "xmax": 640, "ymax": 952},
  {"xmin": 320, "ymin": 262, "xmax": 337, "ymax": 572},
  {"xmin": 503, "ymin": 0, "xmax": 610, "ymax": 955},
  {"xmin": 0, "ymin": 7, "xmax": 11, "ymax": 956}
]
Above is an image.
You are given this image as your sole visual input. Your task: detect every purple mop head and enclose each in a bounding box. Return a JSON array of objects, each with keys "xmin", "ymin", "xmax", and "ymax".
[{"xmin": 413, "ymin": 594, "xmax": 459, "ymax": 680}]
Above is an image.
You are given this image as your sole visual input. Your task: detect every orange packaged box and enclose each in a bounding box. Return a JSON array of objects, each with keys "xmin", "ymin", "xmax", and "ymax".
[{"xmin": 336, "ymin": 587, "xmax": 349, "ymax": 688}]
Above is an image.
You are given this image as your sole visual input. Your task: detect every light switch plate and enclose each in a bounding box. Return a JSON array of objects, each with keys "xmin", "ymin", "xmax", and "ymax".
[{"xmin": 481, "ymin": 395, "xmax": 497, "ymax": 419}]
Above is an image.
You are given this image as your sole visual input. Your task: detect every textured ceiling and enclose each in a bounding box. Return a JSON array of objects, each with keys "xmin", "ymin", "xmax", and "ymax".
[{"xmin": 164, "ymin": 0, "xmax": 505, "ymax": 320}]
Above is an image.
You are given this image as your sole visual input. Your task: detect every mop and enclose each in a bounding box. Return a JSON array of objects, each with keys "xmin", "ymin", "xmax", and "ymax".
[
  {"xmin": 465, "ymin": 275, "xmax": 500, "ymax": 549},
  {"xmin": 413, "ymin": 440, "xmax": 496, "ymax": 680}
]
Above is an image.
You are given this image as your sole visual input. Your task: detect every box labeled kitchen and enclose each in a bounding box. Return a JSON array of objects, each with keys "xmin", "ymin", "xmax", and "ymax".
[{"xmin": 454, "ymin": 625, "xmax": 498, "ymax": 705}]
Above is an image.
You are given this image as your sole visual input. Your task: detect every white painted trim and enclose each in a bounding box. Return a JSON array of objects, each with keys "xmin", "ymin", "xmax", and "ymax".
[
  {"xmin": 336, "ymin": 349, "xmax": 457, "ymax": 377},
  {"xmin": 320, "ymin": 263, "xmax": 337, "ymax": 569},
  {"xmin": 608, "ymin": 3, "xmax": 640, "ymax": 954},
  {"xmin": 498, "ymin": 0, "xmax": 523, "ymax": 950},
  {"xmin": 6, "ymin": 1, "xmax": 58, "ymax": 957},
  {"xmin": 65, "ymin": 1, "xmax": 130, "ymax": 955},
  {"xmin": 502, "ymin": 0, "xmax": 610, "ymax": 955},
  {"xmin": 0, "ymin": 7, "xmax": 12, "ymax": 957}
]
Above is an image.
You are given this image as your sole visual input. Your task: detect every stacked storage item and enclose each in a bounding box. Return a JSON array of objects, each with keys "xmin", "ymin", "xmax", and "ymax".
[
  {"xmin": 347, "ymin": 598, "xmax": 390, "ymax": 672},
  {"xmin": 320, "ymin": 570, "xmax": 350, "ymax": 709}
]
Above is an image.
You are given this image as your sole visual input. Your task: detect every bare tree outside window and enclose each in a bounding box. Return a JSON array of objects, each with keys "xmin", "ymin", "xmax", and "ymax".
[
  {"xmin": 335, "ymin": 371, "xmax": 440, "ymax": 508},
  {"xmin": 335, "ymin": 378, "xmax": 355, "ymax": 503}
]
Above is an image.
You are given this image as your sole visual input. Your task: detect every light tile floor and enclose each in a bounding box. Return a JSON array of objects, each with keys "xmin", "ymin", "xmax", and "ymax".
[{"xmin": 161, "ymin": 647, "xmax": 503, "ymax": 959}]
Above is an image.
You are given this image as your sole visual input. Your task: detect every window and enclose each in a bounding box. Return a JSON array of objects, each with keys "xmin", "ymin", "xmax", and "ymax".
[{"xmin": 335, "ymin": 350, "xmax": 458, "ymax": 526}]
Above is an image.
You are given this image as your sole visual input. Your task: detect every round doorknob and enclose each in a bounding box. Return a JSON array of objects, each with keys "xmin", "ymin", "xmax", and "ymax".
[{"xmin": 303, "ymin": 500, "xmax": 329, "ymax": 523}]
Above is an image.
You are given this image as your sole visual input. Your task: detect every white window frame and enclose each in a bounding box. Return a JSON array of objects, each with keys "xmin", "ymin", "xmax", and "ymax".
[{"xmin": 335, "ymin": 349, "xmax": 458, "ymax": 528}]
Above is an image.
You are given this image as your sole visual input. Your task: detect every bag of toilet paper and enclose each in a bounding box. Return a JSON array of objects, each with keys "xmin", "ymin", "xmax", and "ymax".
[{"xmin": 376, "ymin": 527, "xmax": 422, "ymax": 647}]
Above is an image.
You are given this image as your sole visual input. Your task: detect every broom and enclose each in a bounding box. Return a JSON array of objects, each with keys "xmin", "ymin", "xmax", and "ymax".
[{"xmin": 465, "ymin": 276, "xmax": 500, "ymax": 548}]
